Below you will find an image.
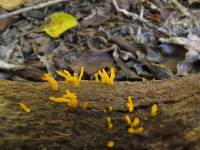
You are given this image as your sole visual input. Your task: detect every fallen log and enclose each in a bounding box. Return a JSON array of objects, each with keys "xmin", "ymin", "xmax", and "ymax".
[{"xmin": 0, "ymin": 74, "xmax": 200, "ymax": 150}]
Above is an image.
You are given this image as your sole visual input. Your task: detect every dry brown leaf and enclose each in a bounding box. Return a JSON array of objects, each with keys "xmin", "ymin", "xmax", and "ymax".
[{"xmin": 0, "ymin": 0, "xmax": 24, "ymax": 11}]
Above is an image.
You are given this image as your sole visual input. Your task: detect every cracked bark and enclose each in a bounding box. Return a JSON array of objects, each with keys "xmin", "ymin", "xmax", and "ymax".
[{"xmin": 0, "ymin": 74, "xmax": 200, "ymax": 150}]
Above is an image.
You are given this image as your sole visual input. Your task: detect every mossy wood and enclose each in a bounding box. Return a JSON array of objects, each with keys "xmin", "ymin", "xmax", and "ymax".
[{"xmin": 0, "ymin": 74, "xmax": 200, "ymax": 150}]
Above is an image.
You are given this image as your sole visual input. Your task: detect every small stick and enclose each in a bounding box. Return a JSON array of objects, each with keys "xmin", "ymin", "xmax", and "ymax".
[
  {"xmin": 170, "ymin": 0, "xmax": 191, "ymax": 17},
  {"xmin": 0, "ymin": 0, "xmax": 69, "ymax": 20}
]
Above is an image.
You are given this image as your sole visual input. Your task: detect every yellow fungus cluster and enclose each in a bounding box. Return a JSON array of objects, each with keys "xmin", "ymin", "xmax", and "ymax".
[
  {"xmin": 150, "ymin": 104, "xmax": 158, "ymax": 117},
  {"xmin": 107, "ymin": 140, "xmax": 114, "ymax": 148},
  {"xmin": 22, "ymin": 66, "xmax": 160, "ymax": 148},
  {"xmin": 106, "ymin": 116, "xmax": 113, "ymax": 129},
  {"xmin": 124, "ymin": 115, "xmax": 144, "ymax": 134},
  {"xmin": 19, "ymin": 102, "xmax": 31, "ymax": 113},
  {"xmin": 49, "ymin": 90, "xmax": 78, "ymax": 109},
  {"xmin": 41, "ymin": 73, "xmax": 58, "ymax": 91},
  {"xmin": 56, "ymin": 67, "xmax": 84, "ymax": 87},
  {"xmin": 95, "ymin": 67, "xmax": 115, "ymax": 85},
  {"xmin": 127, "ymin": 96, "xmax": 134, "ymax": 113}
]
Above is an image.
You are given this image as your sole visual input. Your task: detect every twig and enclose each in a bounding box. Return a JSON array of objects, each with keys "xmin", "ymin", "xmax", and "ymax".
[
  {"xmin": 0, "ymin": 0, "xmax": 69, "ymax": 20},
  {"xmin": 170, "ymin": 0, "xmax": 191, "ymax": 17}
]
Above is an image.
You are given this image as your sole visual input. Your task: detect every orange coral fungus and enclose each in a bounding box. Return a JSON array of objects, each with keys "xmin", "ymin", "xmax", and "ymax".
[
  {"xmin": 56, "ymin": 67, "xmax": 84, "ymax": 87},
  {"xmin": 106, "ymin": 116, "xmax": 113, "ymax": 129},
  {"xmin": 107, "ymin": 140, "xmax": 114, "ymax": 148},
  {"xmin": 127, "ymin": 96, "xmax": 134, "ymax": 113},
  {"xmin": 95, "ymin": 67, "xmax": 115, "ymax": 85},
  {"xmin": 41, "ymin": 73, "xmax": 58, "ymax": 91},
  {"xmin": 63, "ymin": 90, "xmax": 78, "ymax": 108},
  {"xmin": 125, "ymin": 115, "xmax": 143, "ymax": 134},
  {"xmin": 150, "ymin": 104, "xmax": 158, "ymax": 117},
  {"xmin": 49, "ymin": 90, "xmax": 78, "ymax": 109},
  {"xmin": 19, "ymin": 102, "xmax": 31, "ymax": 113}
]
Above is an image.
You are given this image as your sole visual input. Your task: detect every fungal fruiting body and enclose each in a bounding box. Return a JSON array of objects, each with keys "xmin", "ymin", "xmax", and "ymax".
[
  {"xmin": 150, "ymin": 104, "xmax": 158, "ymax": 117},
  {"xmin": 106, "ymin": 116, "xmax": 113, "ymax": 129},
  {"xmin": 124, "ymin": 115, "xmax": 132, "ymax": 125},
  {"xmin": 127, "ymin": 96, "xmax": 134, "ymax": 113},
  {"xmin": 56, "ymin": 67, "xmax": 84, "ymax": 87},
  {"xmin": 95, "ymin": 67, "xmax": 115, "ymax": 85},
  {"xmin": 124, "ymin": 115, "xmax": 144, "ymax": 134},
  {"xmin": 63, "ymin": 90, "xmax": 78, "ymax": 108},
  {"xmin": 49, "ymin": 90, "xmax": 78, "ymax": 109},
  {"xmin": 107, "ymin": 140, "xmax": 114, "ymax": 148},
  {"xmin": 128, "ymin": 127, "xmax": 144, "ymax": 134},
  {"xmin": 19, "ymin": 102, "xmax": 31, "ymax": 113},
  {"xmin": 41, "ymin": 73, "xmax": 58, "ymax": 91},
  {"xmin": 95, "ymin": 73, "xmax": 99, "ymax": 82},
  {"xmin": 49, "ymin": 97, "xmax": 69, "ymax": 103},
  {"xmin": 131, "ymin": 117, "xmax": 140, "ymax": 127}
]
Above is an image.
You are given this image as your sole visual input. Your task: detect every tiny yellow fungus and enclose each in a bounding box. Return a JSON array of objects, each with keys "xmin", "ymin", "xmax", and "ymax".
[
  {"xmin": 63, "ymin": 90, "xmax": 77, "ymax": 100},
  {"xmin": 128, "ymin": 127, "xmax": 135, "ymax": 134},
  {"xmin": 49, "ymin": 90, "xmax": 78, "ymax": 109},
  {"xmin": 124, "ymin": 115, "xmax": 131, "ymax": 125},
  {"xmin": 19, "ymin": 102, "xmax": 31, "ymax": 113},
  {"xmin": 68, "ymin": 97, "xmax": 78, "ymax": 108},
  {"xmin": 128, "ymin": 127, "xmax": 144, "ymax": 134},
  {"xmin": 107, "ymin": 140, "xmax": 114, "ymax": 148},
  {"xmin": 78, "ymin": 67, "xmax": 84, "ymax": 81},
  {"xmin": 41, "ymin": 73, "xmax": 58, "ymax": 91},
  {"xmin": 63, "ymin": 90, "xmax": 78, "ymax": 108},
  {"xmin": 133, "ymin": 127, "xmax": 144, "ymax": 134},
  {"xmin": 96, "ymin": 67, "xmax": 115, "ymax": 85},
  {"xmin": 150, "ymin": 104, "xmax": 158, "ymax": 117},
  {"xmin": 49, "ymin": 97, "xmax": 69, "ymax": 103},
  {"xmin": 142, "ymin": 78, "xmax": 146, "ymax": 81},
  {"xmin": 108, "ymin": 106, "xmax": 113, "ymax": 112},
  {"xmin": 82, "ymin": 101, "xmax": 88, "ymax": 110},
  {"xmin": 95, "ymin": 73, "xmax": 99, "ymax": 82},
  {"xmin": 127, "ymin": 96, "xmax": 134, "ymax": 113},
  {"xmin": 131, "ymin": 117, "xmax": 140, "ymax": 127},
  {"xmin": 56, "ymin": 67, "xmax": 84, "ymax": 87},
  {"xmin": 106, "ymin": 117, "xmax": 113, "ymax": 129},
  {"xmin": 125, "ymin": 115, "xmax": 140, "ymax": 127}
]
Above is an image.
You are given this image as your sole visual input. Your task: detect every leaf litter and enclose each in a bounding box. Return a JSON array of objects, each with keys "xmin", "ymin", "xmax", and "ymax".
[{"xmin": 0, "ymin": 0, "xmax": 200, "ymax": 81}]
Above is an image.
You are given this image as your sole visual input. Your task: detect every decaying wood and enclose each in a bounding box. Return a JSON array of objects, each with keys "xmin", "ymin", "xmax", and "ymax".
[{"xmin": 0, "ymin": 74, "xmax": 200, "ymax": 150}]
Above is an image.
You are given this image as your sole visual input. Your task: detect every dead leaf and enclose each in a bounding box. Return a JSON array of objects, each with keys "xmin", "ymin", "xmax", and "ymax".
[
  {"xmin": 42, "ymin": 12, "xmax": 78, "ymax": 38},
  {"xmin": 0, "ymin": 0, "xmax": 24, "ymax": 10}
]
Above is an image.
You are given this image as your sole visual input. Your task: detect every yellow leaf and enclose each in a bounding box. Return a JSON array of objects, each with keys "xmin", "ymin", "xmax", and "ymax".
[
  {"xmin": 42, "ymin": 12, "xmax": 78, "ymax": 38},
  {"xmin": 0, "ymin": 0, "xmax": 23, "ymax": 10}
]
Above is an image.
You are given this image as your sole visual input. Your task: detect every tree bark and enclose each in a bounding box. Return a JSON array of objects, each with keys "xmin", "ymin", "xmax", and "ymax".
[{"xmin": 0, "ymin": 74, "xmax": 200, "ymax": 150}]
